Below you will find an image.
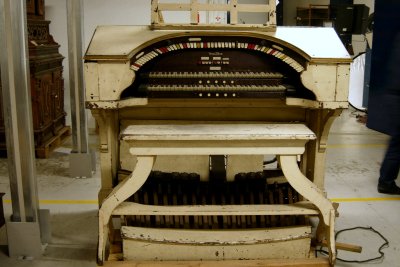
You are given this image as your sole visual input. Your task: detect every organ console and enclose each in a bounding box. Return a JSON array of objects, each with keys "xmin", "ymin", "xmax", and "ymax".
[
  {"xmin": 125, "ymin": 35, "xmax": 306, "ymax": 100},
  {"xmin": 84, "ymin": 25, "xmax": 351, "ymax": 266}
]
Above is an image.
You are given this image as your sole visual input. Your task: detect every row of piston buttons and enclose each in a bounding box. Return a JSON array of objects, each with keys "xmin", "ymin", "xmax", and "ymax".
[
  {"xmin": 199, "ymin": 80, "xmax": 235, "ymax": 84},
  {"xmin": 198, "ymin": 92, "xmax": 237, "ymax": 97}
]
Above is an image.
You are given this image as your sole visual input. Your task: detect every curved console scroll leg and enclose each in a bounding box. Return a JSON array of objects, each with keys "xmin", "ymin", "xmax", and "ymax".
[
  {"xmin": 279, "ymin": 155, "xmax": 336, "ymax": 265},
  {"xmin": 97, "ymin": 156, "xmax": 155, "ymax": 265}
]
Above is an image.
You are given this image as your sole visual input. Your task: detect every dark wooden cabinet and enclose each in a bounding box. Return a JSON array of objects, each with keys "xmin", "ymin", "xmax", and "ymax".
[
  {"xmin": 27, "ymin": 0, "xmax": 45, "ymax": 20},
  {"xmin": 0, "ymin": 0, "xmax": 69, "ymax": 158}
]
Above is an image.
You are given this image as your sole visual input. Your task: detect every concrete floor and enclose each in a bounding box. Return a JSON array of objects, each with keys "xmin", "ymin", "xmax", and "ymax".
[{"xmin": 0, "ymin": 108, "xmax": 399, "ymax": 266}]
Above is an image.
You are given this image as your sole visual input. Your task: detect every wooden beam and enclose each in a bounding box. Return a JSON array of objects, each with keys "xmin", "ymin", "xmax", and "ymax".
[
  {"xmin": 151, "ymin": 0, "xmax": 159, "ymax": 25},
  {"xmin": 102, "ymin": 258, "xmax": 330, "ymax": 267},
  {"xmin": 112, "ymin": 202, "xmax": 319, "ymax": 216},
  {"xmin": 157, "ymin": 3, "xmax": 271, "ymax": 12},
  {"xmin": 319, "ymin": 240, "xmax": 363, "ymax": 253},
  {"xmin": 230, "ymin": 0, "xmax": 238, "ymax": 24},
  {"xmin": 157, "ymin": 3, "xmax": 192, "ymax": 11},
  {"xmin": 150, "ymin": 23, "xmax": 276, "ymax": 32},
  {"xmin": 269, "ymin": 0, "xmax": 277, "ymax": 26},
  {"xmin": 190, "ymin": 0, "xmax": 198, "ymax": 24},
  {"xmin": 236, "ymin": 4, "xmax": 270, "ymax": 12}
]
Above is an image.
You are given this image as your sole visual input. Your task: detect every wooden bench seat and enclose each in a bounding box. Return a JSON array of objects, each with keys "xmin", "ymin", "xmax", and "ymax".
[{"xmin": 97, "ymin": 123, "xmax": 336, "ymax": 266}]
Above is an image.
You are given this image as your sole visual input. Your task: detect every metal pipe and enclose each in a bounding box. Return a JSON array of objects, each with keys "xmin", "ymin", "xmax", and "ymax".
[
  {"xmin": 67, "ymin": 0, "xmax": 88, "ymax": 154},
  {"xmin": 0, "ymin": 0, "xmax": 39, "ymax": 222}
]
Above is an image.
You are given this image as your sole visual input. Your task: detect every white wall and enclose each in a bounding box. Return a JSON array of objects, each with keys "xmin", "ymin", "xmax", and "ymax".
[{"xmin": 45, "ymin": 0, "xmax": 151, "ymax": 127}]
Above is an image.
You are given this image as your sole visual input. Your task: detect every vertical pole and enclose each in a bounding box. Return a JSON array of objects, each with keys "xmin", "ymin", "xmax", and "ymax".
[
  {"xmin": 68, "ymin": 0, "xmax": 87, "ymax": 154},
  {"xmin": 229, "ymin": 0, "xmax": 238, "ymax": 24},
  {"xmin": 67, "ymin": 0, "xmax": 96, "ymax": 178},
  {"xmin": 190, "ymin": 0, "xmax": 198, "ymax": 24},
  {"xmin": 151, "ymin": 0, "xmax": 159, "ymax": 25},
  {"xmin": 0, "ymin": 0, "xmax": 43, "ymax": 258},
  {"xmin": 0, "ymin": 0, "xmax": 38, "ymax": 224},
  {"xmin": 269, "ymin": 0, "xmax": 277, "ymax": 26}
]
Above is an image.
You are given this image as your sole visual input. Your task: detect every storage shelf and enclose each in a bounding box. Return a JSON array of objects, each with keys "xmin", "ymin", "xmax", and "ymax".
[{"xmin": 296, "ymin": 5, "xmax": 330, "ymax": 27}]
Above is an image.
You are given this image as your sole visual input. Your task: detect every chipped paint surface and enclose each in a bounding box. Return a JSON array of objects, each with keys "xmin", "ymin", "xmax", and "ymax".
[
  {"xmin": 121, "ymin": 226, "xmax": 312, "ymax": 260},
  {"xmin": 86, "ymin": 98, "xmax": 148, "ymax": 110}
]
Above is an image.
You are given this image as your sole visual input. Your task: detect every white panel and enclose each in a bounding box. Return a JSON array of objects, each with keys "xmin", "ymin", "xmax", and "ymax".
[
  {"xmin": 301, "ymin": 64, "xmax": 337, "ymax": 102},
  {"xmin": 336, "ymin": 64, "xmax": 350, "ymax": 103},
  {"xmin": 122, "ymin": 226, "xmax": 311, "ymax": 261},
  {"xmin": 84, "ymin": 62, "xmax": 99, "ymax": 101},
  {"xmin": 97, "ymin": 62, "xmax": 135, "ymax": 101}
]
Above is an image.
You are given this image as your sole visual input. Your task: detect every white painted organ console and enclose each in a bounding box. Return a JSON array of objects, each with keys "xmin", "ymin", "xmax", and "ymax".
[{"xmin": 84, "ymin": 26, "xmax": 351, "ymax": 266}]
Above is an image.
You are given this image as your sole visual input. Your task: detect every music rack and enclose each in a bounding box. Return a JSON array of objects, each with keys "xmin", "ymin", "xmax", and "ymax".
[{"xmin": 150, "ymin": 0, "xmax": 277, "ymax": 31}]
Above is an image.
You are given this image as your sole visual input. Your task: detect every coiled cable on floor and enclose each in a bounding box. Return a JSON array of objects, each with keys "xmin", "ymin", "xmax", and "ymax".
[{"xmin": 317, "ymin": 226, "xmax": 389, "ymax": 263}]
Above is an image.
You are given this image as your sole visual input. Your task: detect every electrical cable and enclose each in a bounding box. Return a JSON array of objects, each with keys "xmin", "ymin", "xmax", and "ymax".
[
  {"xmin": 316, "ymin": 226, "xmax": 389, "ymax": 263},
  {"xmin": 263, "ymin": 156, "xmax": 277, "ymax": 166},
  {"xmin": 349, "ymin": 102, "xmax": 367, "ymax": 113}
]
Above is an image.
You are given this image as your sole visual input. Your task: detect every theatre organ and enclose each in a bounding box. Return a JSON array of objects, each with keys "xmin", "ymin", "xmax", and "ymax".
[{"xmin": 84, "ymin": 26, "xmax": 351, "ymax": 265}]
